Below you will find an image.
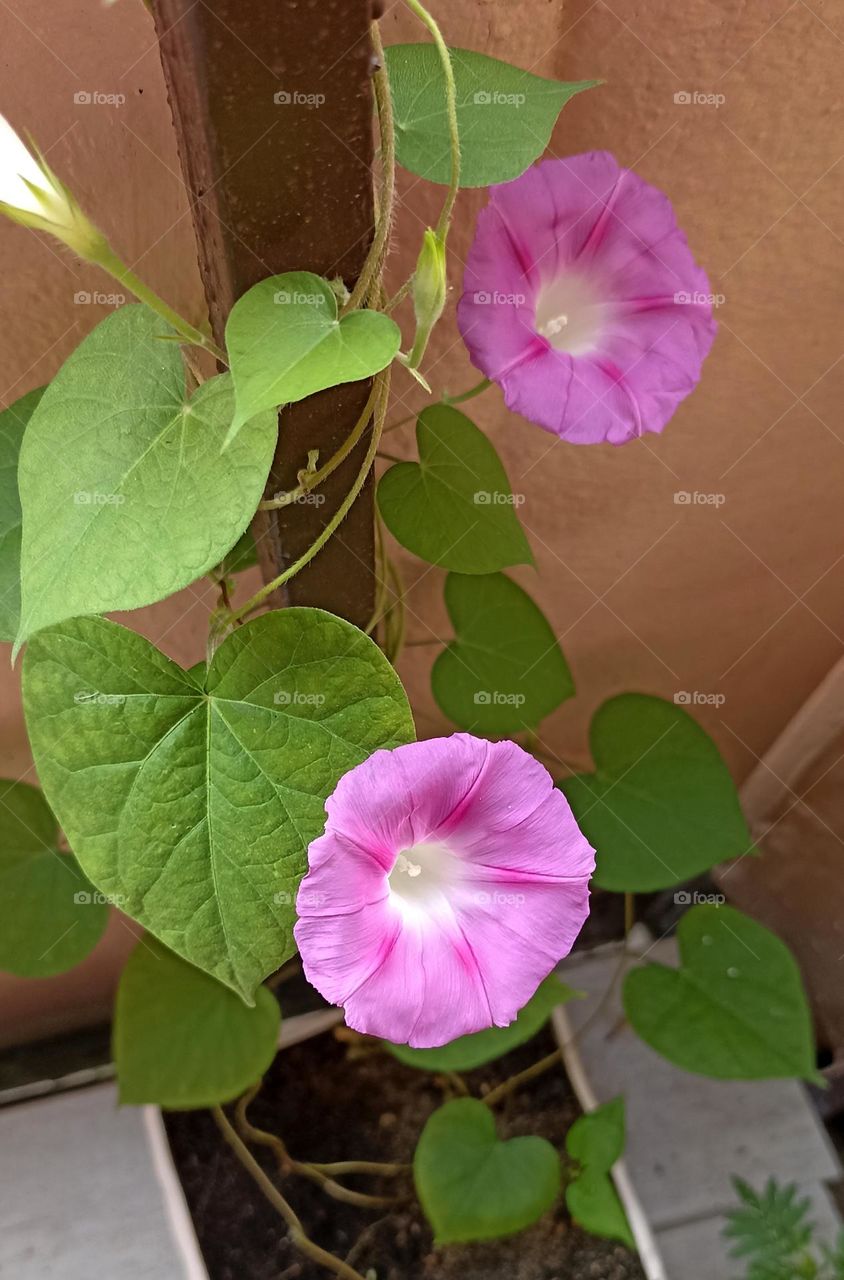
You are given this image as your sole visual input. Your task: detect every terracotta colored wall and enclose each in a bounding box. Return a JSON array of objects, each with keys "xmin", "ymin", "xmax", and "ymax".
[{"xmin": 1, "ymin": 0, "xmax": 843, "ymax": 1042}]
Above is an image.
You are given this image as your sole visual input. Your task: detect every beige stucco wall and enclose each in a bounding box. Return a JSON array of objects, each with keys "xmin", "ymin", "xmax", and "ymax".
[{"xmin": 1, "ymin": 0, "xmax": 843, "ymax": 1042}]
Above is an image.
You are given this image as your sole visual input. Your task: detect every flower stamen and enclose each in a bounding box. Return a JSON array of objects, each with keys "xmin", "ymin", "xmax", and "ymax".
[
  {"xmin": 534, "ymin": 273, "xmax": 608, "ymax": 356},
  {"xmin": 394, "ymin": 852, "xmax": 422, "ymax": 878}
]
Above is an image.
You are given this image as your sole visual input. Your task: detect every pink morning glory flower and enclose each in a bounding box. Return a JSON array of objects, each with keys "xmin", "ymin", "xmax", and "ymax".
[
  {"xmin": 457, "ymin": 152, "xmax": 717, "ymax": 445},
  {"xmin": 294, "ymin": 734, "xmax": 595, "ymax": 1048}
]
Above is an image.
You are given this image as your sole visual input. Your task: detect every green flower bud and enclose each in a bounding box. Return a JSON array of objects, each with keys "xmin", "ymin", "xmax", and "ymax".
[{"xmin": 407, "ymin": 228, "xmax": 447, "ymax": 370}]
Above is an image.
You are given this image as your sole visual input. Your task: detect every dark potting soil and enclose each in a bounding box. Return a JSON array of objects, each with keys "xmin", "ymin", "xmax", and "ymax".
[{"xmin": 164, "ymin": 1028, "xmax": 646, "ymax": 1280}]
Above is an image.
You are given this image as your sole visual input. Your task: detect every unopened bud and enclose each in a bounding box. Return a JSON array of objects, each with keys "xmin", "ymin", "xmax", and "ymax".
[{"xmin": 406, "ymin": 228, "xmax": 447, "ymax": 370}]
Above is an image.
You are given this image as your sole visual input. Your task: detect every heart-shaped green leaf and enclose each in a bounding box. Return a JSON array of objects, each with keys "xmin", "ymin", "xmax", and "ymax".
[
  {"xmin": 414, "ymin": 1098, "xmax": 560, "ymax": 1243},
  {"xmin": 566, "ymin": 1171, "xmax": 635, "ymax": 1249},
  {"xmin": 114, "ymin": 936, "xmax": 280, "ymax": 1108},
  {"xmin": 432, "ymin": 572, "xmax": 573, "ymax": 734},
  {"xmin": 22, "ymin": 609, "xmax": 414, "ymax": 1001},
  {"xmin": 560, "ymin": 694, "xmax": 752, "ymax": 892},
  {"xmin": 0, "ymin": 387, "xmax": 43, "ymax": 643},
  {"xmin": 386, "ymin": 45, "xmax": 598, "ymax": 187},
  {"xmin": 225, "ymin": 272, "xmax": 401, "ymax": 440},
  {"xmin": 377, "ymin": 405, "xmax": 532, "ymax": 573},
  {"xmin": 565, "ymin": 1098, "xmax": 634, "ymax": 1247},
  {"xmin": 15, "ymin": 305, "xmax": 277, "ymax": 648},
  {"xmin": 565, "ymin": 1097, "xmax": 626, "ymax": 1173},
  {"xmin": 623, "ymin": 905, "xmax": 819, "ymax": 1081},
  {"xmin": 385, "ymin": 975, "xmax": 578, "ymax": 1072},
  {"xmin": 0, "ymin": 779, "xmax": 107, "ymax": 976}
]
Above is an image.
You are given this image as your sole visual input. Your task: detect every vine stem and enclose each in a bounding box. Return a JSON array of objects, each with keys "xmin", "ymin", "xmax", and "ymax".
[
  {"xmin": 443, "ymin": 376, "xmax": 491, "ymax": 406},
  {"xmin": 383, "ymin": 553, "xmax": 406, "ymax": 663},
  {"xmin": 403, "ymin": 0, "xmax": 461, "ymax": 239},
  {"xmin": 365, "ymin": 514, "xmax": 391, "ymax": 637},
  {"xmin": 234, "ymin": 1094, "xmax": 403, "ymax": 1209},
  {"xmin": 342, "ymin": 21, "xmax": 396, "ymax": 314},
  {"xmin": 96, "ymin": 244, "xmax": 227, "ymax": 363},
  {"xmin": 308, "ymin": 1158, "xmax": 409, "ymax": 1178},
  {"xmin": 384, "ymin": 377, "xmax": 490, "ymax": 434},
  {"xmin": 229, "ymin": 370, "xmax": 390, "ymax": 624},
  {"xmin": 211, "ymin": 1106, "xmax": 369, "ymax": 1280},
  {"xmin": 258, "ymin": 380, "xmax": 380, "ymax": 510},
  {"xmin": 482, "ymin": 1048, "xmax": 563, "ymax": 1107}
]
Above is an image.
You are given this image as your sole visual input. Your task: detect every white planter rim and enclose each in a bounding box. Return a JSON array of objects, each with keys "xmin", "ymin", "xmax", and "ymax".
[{"xmin": 552, "ymin": 1001, "xmax": 668, "ymax": 1280}]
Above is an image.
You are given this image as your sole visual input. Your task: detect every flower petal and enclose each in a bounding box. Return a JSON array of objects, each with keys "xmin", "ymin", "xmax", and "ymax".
[
  {"xmin": 343, "ymin": 911, "xmax": 494, "ymax": 1047},
  {"xmin": 453, "ymin": 879, "xmax": 591, "ymax": 1025}
]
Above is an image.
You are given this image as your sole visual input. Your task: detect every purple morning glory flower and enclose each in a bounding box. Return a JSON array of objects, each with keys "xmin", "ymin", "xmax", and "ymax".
[
  {"xmin": 294, "ymin": 734, "xmax": 595, "ymax": 1048},
  {"xmin": 457, "ymin": 153, "xmax": 717, "ymax": 445}
]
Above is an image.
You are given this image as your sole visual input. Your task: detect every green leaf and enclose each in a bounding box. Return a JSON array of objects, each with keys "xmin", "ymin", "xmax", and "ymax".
[
  {"xmin": 432, "ymin": 572, "xmax": 574, "ymax": 734},
  {"xmin": 0, "ymin": 779, "xmax": 107, "ymax": 976},
  {"xmin": 16, "ymin": 305, "xmax": 277, "ymax": 648},
  {"xmin": 566, "ymin": 1097, "xmax": 626, "ymax": 1173},
  {"xmin": 217, "ymin": 527, "xmax": 259, "ymax": 577},
  {"xmin": 225, "ymin": 272, "xmax": 401, "ymax": 440},
  {"xmin": 414, "ymin": 1098, "xmax": 560, "ymax": 1243},
  {"xmin": 22, "ymin": 609, "xmax": 414, "ymax": 1001},
  {"xmin": 385, "ymin": 974, "xmax": 578, "ymax": 1072},
  {"xmin": 566, "ymin": 1171, "xmax": 635, "ymax": 1249},
  {"xmin": 114, "ymin": 936, "xmax": 280, "ymax": 1108},
  {"xmin": 376, "ymin": 405, "xmax": 532, "ymax": 574},
  {"xmin": 0, "ymin": 388, "xmax": 44, "ymax": 643},
  {"xmin": 565, "ymin": 1097, "xmax": 634, "ymax": 1247},
  {"xmin": 623, "ymin": 905, "xmax": 819, "ymax": 1082},
  {"xmin": 386, "ymin": 44, "xmax": 598, "ymax": 187},
  {"xmin": 559, "ymin": 694, "xmax": 752, "ymax": 893}
]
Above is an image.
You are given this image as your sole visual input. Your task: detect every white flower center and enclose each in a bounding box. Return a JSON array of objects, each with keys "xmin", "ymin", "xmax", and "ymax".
[
  {"xmin": 534, "ymin": 273, "xmax": 611, "ymax": 356},
  {"xmin": 388, "ymin": 840, "xmax": 458, "ymax": 912}
]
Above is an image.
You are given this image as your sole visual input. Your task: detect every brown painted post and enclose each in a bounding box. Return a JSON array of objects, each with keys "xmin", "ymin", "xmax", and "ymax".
[{"xmin": 150, "ymin": 0, "xmax": 378, "ymax": 626}]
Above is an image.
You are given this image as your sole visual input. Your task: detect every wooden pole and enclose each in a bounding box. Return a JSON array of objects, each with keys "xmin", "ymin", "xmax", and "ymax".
[{"xmin": 151, "ymin": 0, "xmax": 378, "ymax": 626}]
